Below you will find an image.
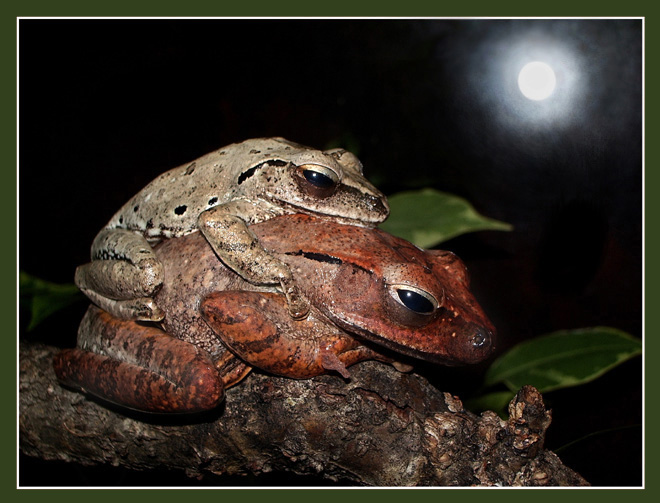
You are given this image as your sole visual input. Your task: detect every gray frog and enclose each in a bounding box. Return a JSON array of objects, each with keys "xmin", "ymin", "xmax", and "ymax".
[{"xmin": 75, "ymin": 137, "xmax": 389, "ymax": 321}]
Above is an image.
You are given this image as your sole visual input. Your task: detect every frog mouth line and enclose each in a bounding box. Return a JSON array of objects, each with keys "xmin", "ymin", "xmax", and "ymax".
[
  {"xmin": 327, "ymin": 314, "xmax": 468, "ymax": 366},
  {"xmin": 275, "ymin": 198, "xmax": 385, "ymax": 227}
]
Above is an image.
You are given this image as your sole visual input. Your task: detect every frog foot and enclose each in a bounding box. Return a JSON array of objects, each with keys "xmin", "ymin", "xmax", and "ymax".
[
  {"xmin": 76, "ymin": 288, "xmax": 165, "ymax": 322},
  {"xmin": 319, "ymin": 347, "xmax": 351, "ymax": 379},
  {"xmin": 391, "ymin": 361, "xmax": 414, "ymax": 373},
  {"xmin": 131, "ymin": 297, "xmax": 166, "ymax": 322}
]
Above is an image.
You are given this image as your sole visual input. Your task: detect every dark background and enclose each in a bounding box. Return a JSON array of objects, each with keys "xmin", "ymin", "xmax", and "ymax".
[{"xmin": 18, "ymin": 19, "xmax": 642, "ymax": 486}]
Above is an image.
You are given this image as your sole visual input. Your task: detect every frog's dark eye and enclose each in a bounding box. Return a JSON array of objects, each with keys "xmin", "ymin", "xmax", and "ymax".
[
  {"xmin": 389, "ymin": 285, "xmax": 439, "ymax": 315},
  {"xmin": 298, "ymin": 164, "xmax": 339, "ymax": 198},
  {"xmin": 303, "ymin": 169, "xmax": 336, "ymax": 189}
]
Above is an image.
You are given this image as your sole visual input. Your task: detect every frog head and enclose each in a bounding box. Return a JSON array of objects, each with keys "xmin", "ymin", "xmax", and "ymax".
[
  {"xmin": 253, "ymin": 215, "xmax": 496, "ymax": 366},
  {"xmin": 235, "ymin": 138, "xmax": 389, "ymax": 226}
]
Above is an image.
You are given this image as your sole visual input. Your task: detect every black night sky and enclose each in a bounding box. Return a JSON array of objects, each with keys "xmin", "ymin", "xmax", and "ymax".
[{"xmin": 19, "ymin": 19, "xmax": 642, "ymax": 486}]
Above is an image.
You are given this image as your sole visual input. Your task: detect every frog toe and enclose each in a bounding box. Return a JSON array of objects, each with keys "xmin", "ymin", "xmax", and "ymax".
[
  {"xmin": 77, "ymin": 289, "xmax": 165, "ymax": 322},
  {"xmin": 280, "ymin": 282, "xmax": 310, "ymax": 320}
]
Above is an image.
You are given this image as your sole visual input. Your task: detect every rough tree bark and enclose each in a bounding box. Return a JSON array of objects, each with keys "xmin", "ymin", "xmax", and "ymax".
[{"xmin": 19, "ymin": 342, "xmax": 588, "ymax": 486}]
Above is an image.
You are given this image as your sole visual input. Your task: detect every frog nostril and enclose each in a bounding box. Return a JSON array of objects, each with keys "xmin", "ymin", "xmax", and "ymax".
[
  {"xmin": 370, "ymin": 194, "xmax": 389, "ymax": 214},
  {"xmin": 471, "ymin": 328, "xmax": 492, "ymax": 349}
]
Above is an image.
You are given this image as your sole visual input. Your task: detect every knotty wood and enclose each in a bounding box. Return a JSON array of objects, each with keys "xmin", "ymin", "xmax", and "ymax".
[{"xmin": 19, "ymin": 343, "xmax": 588, "ymax": 486}]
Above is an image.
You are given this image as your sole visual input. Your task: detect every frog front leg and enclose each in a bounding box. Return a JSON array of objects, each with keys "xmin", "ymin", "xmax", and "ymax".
[
  {"xmin": 201, "ymin": 291, "xmax": 391, "ymax": 379},
  {"xmin": 75, "ymin": 228, "xmax": 165, "ymax": 321},
  {"xmin": 198, "ymin": 201, "xmax": 310, "ymax": 320},
  {"xmin": 53, "ymin": 305, "xmax": 224, "ymax": 413}
]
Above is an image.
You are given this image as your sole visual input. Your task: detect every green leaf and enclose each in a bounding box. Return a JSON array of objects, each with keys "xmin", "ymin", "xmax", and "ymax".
[
  {"xmin": 380, "ymin": 188, "xmax": 512, "ymax": 248},
  {"xmin": 484, "ymin": 327, "xmax": 642, "ymax": 393},
  {"xmin": 464, "ymin": 391, "xmax": 516, "ymax": 418},
  {"xmin": 20, "ymin": 271, "xmax": 84, "ymax": 330}
]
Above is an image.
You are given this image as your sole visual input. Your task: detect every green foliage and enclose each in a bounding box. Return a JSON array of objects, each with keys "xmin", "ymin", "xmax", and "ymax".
[
  {"xmin": 483, "ymin": 327, "xmax": 642, "ymax": 394},
  {"xmin": 466, "ymin": 327, "xmax": 641, "ymax": 417},
  {"xmin": 19, "ymin": 271, "xmax": 83, "ymax": 330},
  {"xmin": 380, "ymin": 188, "xmax": 512, "ymax": 248}
]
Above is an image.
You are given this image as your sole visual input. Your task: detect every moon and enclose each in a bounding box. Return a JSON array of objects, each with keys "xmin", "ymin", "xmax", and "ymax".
[{"xmin": 518, "ymin": 61, "xmax": 557, "ymax": 101}]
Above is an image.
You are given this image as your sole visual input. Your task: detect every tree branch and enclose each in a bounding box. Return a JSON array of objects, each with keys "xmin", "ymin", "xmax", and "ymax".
[{"xmin": 19, "ymin": 343, "xmax": 588, "ymax": 486}]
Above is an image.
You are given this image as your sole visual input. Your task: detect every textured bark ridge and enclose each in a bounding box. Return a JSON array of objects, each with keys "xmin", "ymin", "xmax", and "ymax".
[{"xmin": 19, "ymin": 343, "xmax": 588, "ymax": 486}]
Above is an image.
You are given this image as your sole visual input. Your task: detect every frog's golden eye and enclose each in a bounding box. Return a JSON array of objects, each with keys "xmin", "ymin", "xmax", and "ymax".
[
  {"xmin": 298, "ymin": 164, "xmax": 339, "ymax": 198},
  {"xmin": 388, "ymin": 285, "xmax": 439, "ymax": 315}
]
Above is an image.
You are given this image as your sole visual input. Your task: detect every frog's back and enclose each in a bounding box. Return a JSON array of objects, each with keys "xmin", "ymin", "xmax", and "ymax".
[
  {"xmin": 105, "ymin": 148, "xmax": 234, "ymax": 242},
  {"xmin": 104, "ymin": 138, "xmax": 303, "ymax": 243}
]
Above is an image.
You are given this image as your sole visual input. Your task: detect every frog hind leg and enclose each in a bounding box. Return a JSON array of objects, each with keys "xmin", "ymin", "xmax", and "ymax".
[
  {"xmin": 53, "ymin": 305, "xmax": 224, "ymax": 413},
  {"xmin": 74, "ymin": 228, "xmax": 165, "ymax": 321},
  {"xmin": 200, "ymin": 291, "xmax": 386, "ymax": 379}
]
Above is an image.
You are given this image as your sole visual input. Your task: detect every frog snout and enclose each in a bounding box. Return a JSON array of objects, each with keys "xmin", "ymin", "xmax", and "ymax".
[
  {"xmin": 464, "ymin": 323, "xmax": 495, "ymax": 363},
  {"xmin": 363, "ymin": 192, "xmax": 390, "ymax": 222}
]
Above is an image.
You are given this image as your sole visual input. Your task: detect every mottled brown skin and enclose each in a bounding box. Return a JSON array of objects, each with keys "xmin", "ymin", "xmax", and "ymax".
[{"xmin": 55, "ymin": 215, "xmax": 494, "ymax": 413}]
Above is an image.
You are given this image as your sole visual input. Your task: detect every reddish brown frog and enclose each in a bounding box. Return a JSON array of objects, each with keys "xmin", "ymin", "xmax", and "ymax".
[{"xmin": 54, "ymin": 215, "xmax": 494, "ymax": 413}]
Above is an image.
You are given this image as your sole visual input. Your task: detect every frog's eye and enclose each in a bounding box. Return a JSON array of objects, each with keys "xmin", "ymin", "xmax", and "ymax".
[
  {"xmin": 388, "ymin": 285, "xmax": 439, "ymax": 315},
  {"xmin": 297, "ymin": 164, "xmax": 339, "ymax": 198},
  {"xmin": 302, "ymin": 167, "xmax": 337, "ymax": 188}
]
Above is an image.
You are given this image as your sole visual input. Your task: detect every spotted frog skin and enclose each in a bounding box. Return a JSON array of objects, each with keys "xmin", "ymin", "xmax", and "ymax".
[
  {"xmin": 55, "ymin": 215, "xmax": 494, "ymax": 413},
  {"xmin": 74, "ymin": 138, "xmax": 389, "ymax": 322}
]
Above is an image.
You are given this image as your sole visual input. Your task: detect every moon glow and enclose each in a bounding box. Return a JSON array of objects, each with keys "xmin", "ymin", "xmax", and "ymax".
[{"xmin": 518, "ymin": 61, "xmax": 557, "ymax": 101}]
